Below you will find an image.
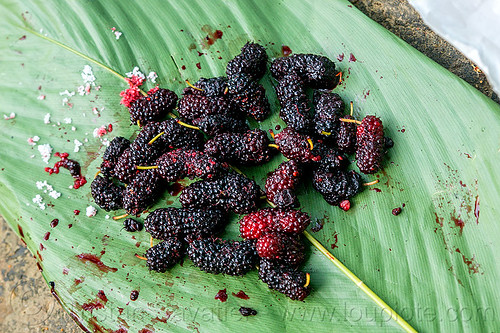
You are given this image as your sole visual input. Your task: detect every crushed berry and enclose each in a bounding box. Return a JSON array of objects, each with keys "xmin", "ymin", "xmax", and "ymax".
[
  {"xmin": 339, "ymin": 200, "xmax": 351, "ymax": 211},
  {"xmin": 239, "ymin": 307, "xmax": 257, "ymax": 316},
  {"xmin": 215, "ymin": 289, "xmax": 228, "ymax": 302},
  {"xmin": 392, "ymin": 207, "xmax": 402, "ymax": 216},
  {"xmin": 45, "ymin": 152, "xmax": 87, "ymax": 189}
]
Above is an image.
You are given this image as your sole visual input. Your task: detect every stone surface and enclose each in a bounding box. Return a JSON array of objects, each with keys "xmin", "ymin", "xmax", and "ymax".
[{"xmin": 0, "ymin": 1, "xmax": 497, "ymax": 332}]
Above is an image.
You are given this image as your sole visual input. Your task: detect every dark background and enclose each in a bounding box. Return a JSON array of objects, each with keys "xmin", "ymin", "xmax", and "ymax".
[{"xmin": 0, "ymin": 0, "xmax": 497, "ymax": 332}]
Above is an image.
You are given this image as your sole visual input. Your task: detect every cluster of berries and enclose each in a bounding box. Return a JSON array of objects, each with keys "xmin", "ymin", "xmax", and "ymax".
[{"xmin": 89, "ymin": 41, "xmax": 394, "ymax": 302}]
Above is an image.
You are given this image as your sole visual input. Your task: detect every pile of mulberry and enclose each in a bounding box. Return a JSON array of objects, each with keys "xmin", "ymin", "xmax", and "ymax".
[
  {"xmin": 144, "ymin": 207, "xmax": 226, "ymax": 241},
  {"xmin": 188, "ymin": 238, "xmax": 258, "ymax": 276},
  {"xmin": 204, "ymin": 129, "xmax": 273, "ymax": 165},
  {"xmin": 129, "ymin": 88, "xmax": 178, "ymax": 125},
  {"xmin": 265, "ymin": 160, "xmax": 302, "ymax": 208}
]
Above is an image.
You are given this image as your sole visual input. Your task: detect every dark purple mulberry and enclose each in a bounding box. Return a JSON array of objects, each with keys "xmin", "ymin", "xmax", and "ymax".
[
  {"xmin": 204, "ymin": 129, "xmax": 273, "ymax": 165},
  {"xmin": 258, "ymin": 259, "xmax": 310, "ymax": 301},
  {"xmin": 275, "ymin": 74, "xmax": 312, "ymax": 133},
  {"xmin": 312, "ymin": 169, "xmax": 363, "ymax": 206},
  {"xmin": 144, "ymin": 207, "xmax": 226, "ymax": 241},
  {"xmin": 228, "ymin": 74, "xmax": 270, "ymax": 121},
  {"xmin": 226, "ymin": 42, "xmax": 268, "ymax": 80},
  {"xmin": 188, "ymin": 238, "xmax": 258, "ymax": 276},
  {"xmin": 129, "ymin": 88, "xmax": 178, "ymax": 125},
  {"xmin": 122, "ymin": 169, "xmax": 165, "ymax": 215},
  {"xmin": 191, "ymin": 77, "xmax": 228, "ymax": 97},
  {"xmin": 90, "ymin": 175, "xmax": 124, "ymax": 211},
  {"xmin": 192, "ymin": 114, "xmax": 249, "ymax": 136},
  {"xmin": 177, "ymin": 93, "xmax": 235, "ymax": 121},
  {"xmin": 313, "ymin": 91, "xmax": 345, "ymax": 140},
  {"xmin": 145, "ymin": 237, "xmax": 185, "ymax": 272},
  {"xmin": 356, "ymin": 116, "xmax": 385, "ymax": 174},
  {"xmin": 337, "ymin": 115, "xmax": 357, "ymax": 155},
  {"xmin": 274, "ymin": 128, "xmax": 320, "ymax": 163},
  {"xmin": 123, "ymin": 218, "xmax": 143, "ymax": 232},
  {"xmin": 100, "ymin": 137, "xmax": 130, "ymax": 177},
  {"xmin": 265, "ymin": 160, "xmax": 302, "ymax": 209}
]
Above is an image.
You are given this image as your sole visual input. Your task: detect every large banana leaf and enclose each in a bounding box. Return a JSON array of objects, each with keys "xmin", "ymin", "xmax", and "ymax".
[{"xmin": 1, "ymin": 0, "xmax": 499, "ymax": 332}]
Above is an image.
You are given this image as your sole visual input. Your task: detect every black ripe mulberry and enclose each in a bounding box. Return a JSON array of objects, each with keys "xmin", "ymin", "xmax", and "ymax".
[
  {"xmin": 188, "ymin": 238, "xmax": 258, "ymax": 276},
  {"xmin": 315, "ymin": 146, "xmax": 350, "ymax": 173},
  {"xmin": 145, "ymin": 237, "xmax": 185, "ymax": 272},
  {"xmin": 337, "ymin": 115, "xmax": 357, "ymax": 155},
  {"xmin": 312, "ymin": 169, "xmax": 363, "ymax": 206},
  {"xmin": 179, "ymin": 172, "xmax": 261, "ymax": 214},
  {"xmin": 228, "ymin": 74, "xmax": 270, "ymax": 121},
  {"xmin": 192, "ymin": 114, "xmax": 249, "ymax": 137},
  {"xmin": 356, "ymin": 116, "xmax": 385, "ymax": 174},
  {"xmin": 122, "ymin": 169, "xmax": 165, "ymax": 215},
  {"xmin": 265, "ymin": 160, "xmax": 302, "ymax": 209},
  {"xmin": 191, "ymin": 77, "xmax": 228, "ymax": 97},
  {"xmin": 226, "ymin": 42, "xmax": 268, "ymax": 80},
  {"xmin": 90, "ymin": 176, "xmax": 124, "ymax": 211},
  {"xmin": 258, "ymin": 259, "xmax": 310, "ymax": 301},
  {"xmin": 270, "ymin": 53, "xmax": 338, "ymax": 89},
  {"xmin": 204, "ymin": 129, "xmax": 273, "ymax": 165},
  {"xmin": 144, "ymin": 207, "xmax": 226, "ymax": 241},
  {"xmin": 129, "ymin": 88, "xmax": 178, "ymax": 125},
  {"xmin": 256, "ymin": 232, "xmax": 305, "ymax": 267},
  {"xmin": 100, "ymin": 137, "xmax": 130, "ymax": 177},
  {"xmin": 275, "ymin": 74, "xmax": 312, "ymax": 133},
  {"xmin": 177, "ymin": 93, "xmax": 235, "ymax": 121},
  {"xmin": 274, "ymin": 128, "xmax": 320, "ymax": 163},
  {"xmin": 313, "ymin": 91, "xmax": 345, "ymax": 140},
  {"xmin": 123, "ymin": 218, "xmax": 143, "ymax": 232},
  {"xmin": 155, "ymin": 149, "xmax": 225, "ymax": 182},
  {"xmin": 239, "ymin": 208, "xmax": 311, "ymax": 240}
]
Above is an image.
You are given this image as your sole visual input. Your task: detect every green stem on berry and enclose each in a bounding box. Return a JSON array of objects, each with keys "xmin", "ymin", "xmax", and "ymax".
[
  {"xmin": 24, "ymin": 27, "xmax": 147, "ymax": 96},
  {"xmin": 148, "ymin": 131, "xmax": 165, "ymax": 145},
  {"xmin": 268, "ymin": 144, "xmax": 279, "ymax": 149},
  {"xmin": 136, "ymin": 166, "xmax": 159, "ymax": 170},
  {"xmin": 363, "ymin": 179, "xmax": 379, "ymax": 186},
  {"xmin": 340, "ymin": 118, "xmax": 361, "ymax": 125},
  {"xmin": 303, "ymin": 230, "xmax": 416, "ymax": 333},
  {"xmin": 176, "ymin": 120, "xmax": 200, "ymax": 130},
  {"xmin": 135, "ymin": 254, "xmax": 147, "ymax": 260},
  {"xmin": 112, "ymin": 213, "xmax": 129, "ymax": 220},
  {"xmin": 185, "ymin": 80, "xmax": 203, "ymax": 91},
  {"xmin": 228, "ymin": 164, "xmax": 244, "ymax": 175}
]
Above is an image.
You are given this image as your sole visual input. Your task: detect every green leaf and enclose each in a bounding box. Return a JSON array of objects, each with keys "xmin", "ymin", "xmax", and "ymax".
[{"xmin": 1, "ymin": 0, "xmax": 499, "ymax": 332}]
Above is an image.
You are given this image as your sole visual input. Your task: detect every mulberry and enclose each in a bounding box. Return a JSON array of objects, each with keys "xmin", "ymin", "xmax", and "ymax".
[
  {"xmin": 274, "ymin": 128, "xmax": 320, "ymax": 163},
  {"xmin": 239, "ymin": 208, "xmax": 311, "ymax": 240},
  {"xmin": 275, "ymin": 74, "xmax": 312, "ymax": 133},
  {"xmin": 100, "ymin": 137, "xmax": 130, "ymax": 177},
  {"xmin": 258, "ymin": 259, "xmax": 310, "ymax": 301},
  {"xmin": 154, "ymin": 149, "xmax": 225, "ymax": 182},
  {"xmin": 113, "ymin": 148, "xmax": 137, "ymax": 184},
  {"xmin": 256, "ymin": 232, "xmax": 305, "ymax": 267},
  {"xmin": 228, "ymin": 74, "xmax": 270, "ymax": 121},
  {"xmin": 313, "ymin": 92, "xmax": 345, "ymax": 140},
  {"xmin": 144, "ymin": 207, "xmax": 226, "ymax": 241},
  {"xmin": 178, "ymin": 93, "xmax": 235, "ymax": 121},
  {"xmin": 188, "ymin": 238, "xmax": 257, "ymax": 276},
  {"xmin": 226, "ymin": 42, "xmax": 268, "ymax": 80},
  {"xmin": 270, "ymin": 53, "xmax": 338, "ymax": 89},
  {"xmin": 179, "ymin": 172, "xmax": 261, "ymax": 214},
  {"xmin": 312, "ymin": 169, "xmax": 363, "ymax": 206},
  {"xmin": 239, "ymin": 307, "xmax": 258, "ymax": 316},
  {"xmin": 122, "ymin": 169, "xmax": 165, "ymax": 215},
  {"xmin": 123, "ymin": 218, "xmax": 143, "ymax": 232},
  {"xmin": 315, "ymin": 146, "xmax": 350, "ymax": 173},
  {"xmin": 145, "ymin": 237, "xmax": 185, "ymax": 272},
  {"xmin": 90, "ymin": 176, "xmax": 123, "ymax": 211},
  {"xmin": 337, "ymin": 115, "xmax": 357, "ymax": 155},
  {"xmin": 129, "ymin": 88, "xmax": 178, "ymax": 125},
  {"xmin": 265, "ymin": 160, "xmax": 302, "ymax": 209},
  {"xmin": 191, "ymin": 77, "xmax": 228, "ymax": 97},
  {"xmin": 192, "ymin": 114, "xmax": 249, "ymax": 137},
  {"xmin": 356, "ymin": 116, "xmax": 385, "ymax": 174},
  {"xmin": 204, "ymin": 129, "xmax": 273, "ymax": 165}
]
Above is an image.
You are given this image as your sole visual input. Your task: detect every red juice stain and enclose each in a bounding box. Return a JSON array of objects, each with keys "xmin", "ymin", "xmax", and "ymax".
[
  {"xmin": 370, "ymin": 188, "xmax": 382, "ymax": 193},
  {"xmin": 455, "ymin": 248, "xmax": 480, "ymax": 274},
  {"xmin": 74, "ymin": 210, "xmax": 80, "ymax": 215},
  {"xmin": 451, "ymin": 214, "xmax": 465, "ymax": 235},
  {"xmin": 168, "ymin": 182, "xmax": 185, "ymax": 196},
  {"xmin": 152, "ymin": 317, "xmax": 168, "ymax": 324},
  {"xmin": 459, "ymin": 181, "xmax": 466, "ymax": 187},
  {"xmin": 50, "ymin": 219, "xmax": 59, "ymax": 227},
  {"xmin": 82, "ymin": 300, "xmax": 105, "ymax": 312},
  {"xmin": 197, "ymin": 51, "xmax": 205, "ymax": 56},
  {"xmin": 474, "ymin": 196, "xmax": 480, "ymax": 224},
  {"xmin": 107, "ymin": 124, "xmax": 113, "ymax": 132},
  {"xmin": 181, "ymin": 65, "xmax": 186, "ymax": 70},
  {"xmin": 337, "ymin": 53, "xmax": 344, "ymax": 62},
  {"xmin": 434, "ymin": 213, "xmax": 443, "ymax": 227},
  {"xmin": 36, "ymin": 262, "xmax": 43, "ymax": 271},
  {"xmin": 75, "ymin": 278, "xmax": 84, "ymax": 285},
  {"xmin": 232, "ymin": 290, "xmax": 249, "ymax": 300},
  {"xmin": 348, "ymin": 53, "xmax": 357, "ymax": 62},
  {"xmin": 76, "ymin": 253, "xmax": 118, "ymax": 273},
  {"xmin": 17, "ymin": 225, "xmax": 24, "ymax": 238},
  {"xmin": 19, "ymin": 35, "xmax": 26, "ymax": 40},
  {"xmin": 45, "ymin": 152, "xmax": 87, "ymax": 189},
  {"xmin": 43, "ymin": 232, "xmax": 50, "ymax": 240},
  {"xmin": 401, "ymin": 128, "xmax": 406, "ymax": 133},
  {"xmin": 39, "ymin": 243, "xmax": 45, "ymax": 251},
  {"xmin": 331, "ymin": 232, "xmax": 339, "ymax": 249},
  {"xmin": 215, "ymin": 288, "xmax": 227, "ymax": 302},
  {"xmin": 196, "ymin": 62, "xmax": 201, "ymax": 69},
  {"xmin": 97, "ymin": 290, "xmax": 108, "ymax": 303},
  {"xmin": 62, "ymin": 268, "xmax": 69, "ymax": 275},
  {"xmin": 68, "ymin": 224, "xmax": 73, "ymax": 228},
  {"xmin": 130, "ymin": 290, "xmax": 139, "ymax": 301},
  {"xmin": 165, "ymin": 310, "xmax": 173, "ymax": 320},
  {"xmin": 281, "ymin": 45, "xmax": 292, "ymax": 57},
  {"xmin": 118, "ymin": 308, "xmax": 124, "ymax": 315},
  {"xmin": 138, "ymin": 329, "xmax": 153, "ymax": 333},
  {"xmin": 214, "ymin": 30, "xmax": 223, "ymax": 39}
]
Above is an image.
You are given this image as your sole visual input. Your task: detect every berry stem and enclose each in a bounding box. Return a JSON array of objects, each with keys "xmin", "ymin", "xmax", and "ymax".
[
  {"xmin": 339, "ymin": 118, "xmax": 361, "ymax": 125},
  {"xmin": 303, "ymin": 230, "xmax": 416, "ymax": 333},
  {"xmin": 136, "ymin": 166, "xmax": 159, "ymax": 170},
  {"xmin": 137, "ymin": 120, "xmax": 142, "ymax": 128},
  {"xmin": 150, "ymin": 236, "xmax": 154, "ymax": 248},
  {"xmin": 94, "ymin": 170, "xmax": 101, "ymax": 179},
  {"xmin": 228, "ymin": 164, "xmax": 244, "ymax": 175},
  {"xmin": 112, "ymin": 213, "xmax": 129, "ymax": 220},
  {"xmin": 176, "ymin": 120, "xmax": 200, "ymax": 130},
  {"xmin": 134, "ymin": 254, "xmax": 147, "ymax": 261},
  {"xmin": 185, "ymin": 80, "xmax": 204, "ymax": 91},
  {"xmin": 268, "ymin": 144, "xmax": 279, "ymax": 149},
  {"xmin": 363, "ymin": 179, "xmax": 379, "ymax": 186},
  {"xmin": 148, "ymin": 131, "xmax": 165, "ymax": 145},
  {"xmin": 336, "ymin": 71, "xmax": 343, "ymax": 85},
  {"xmin": 320, "ymin": 130, "xmax": 332, "ymax": 136},
  {"xmin": 307, "ymin": 138, "xmax": 314, "ymax": 150},
  {"xmin": 350, "ymin": 101, "xmax": 354, "ymax": 116},
  {"xmin": 304, "ymin": 273, "xmax": 311, "ymax": 287}
]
